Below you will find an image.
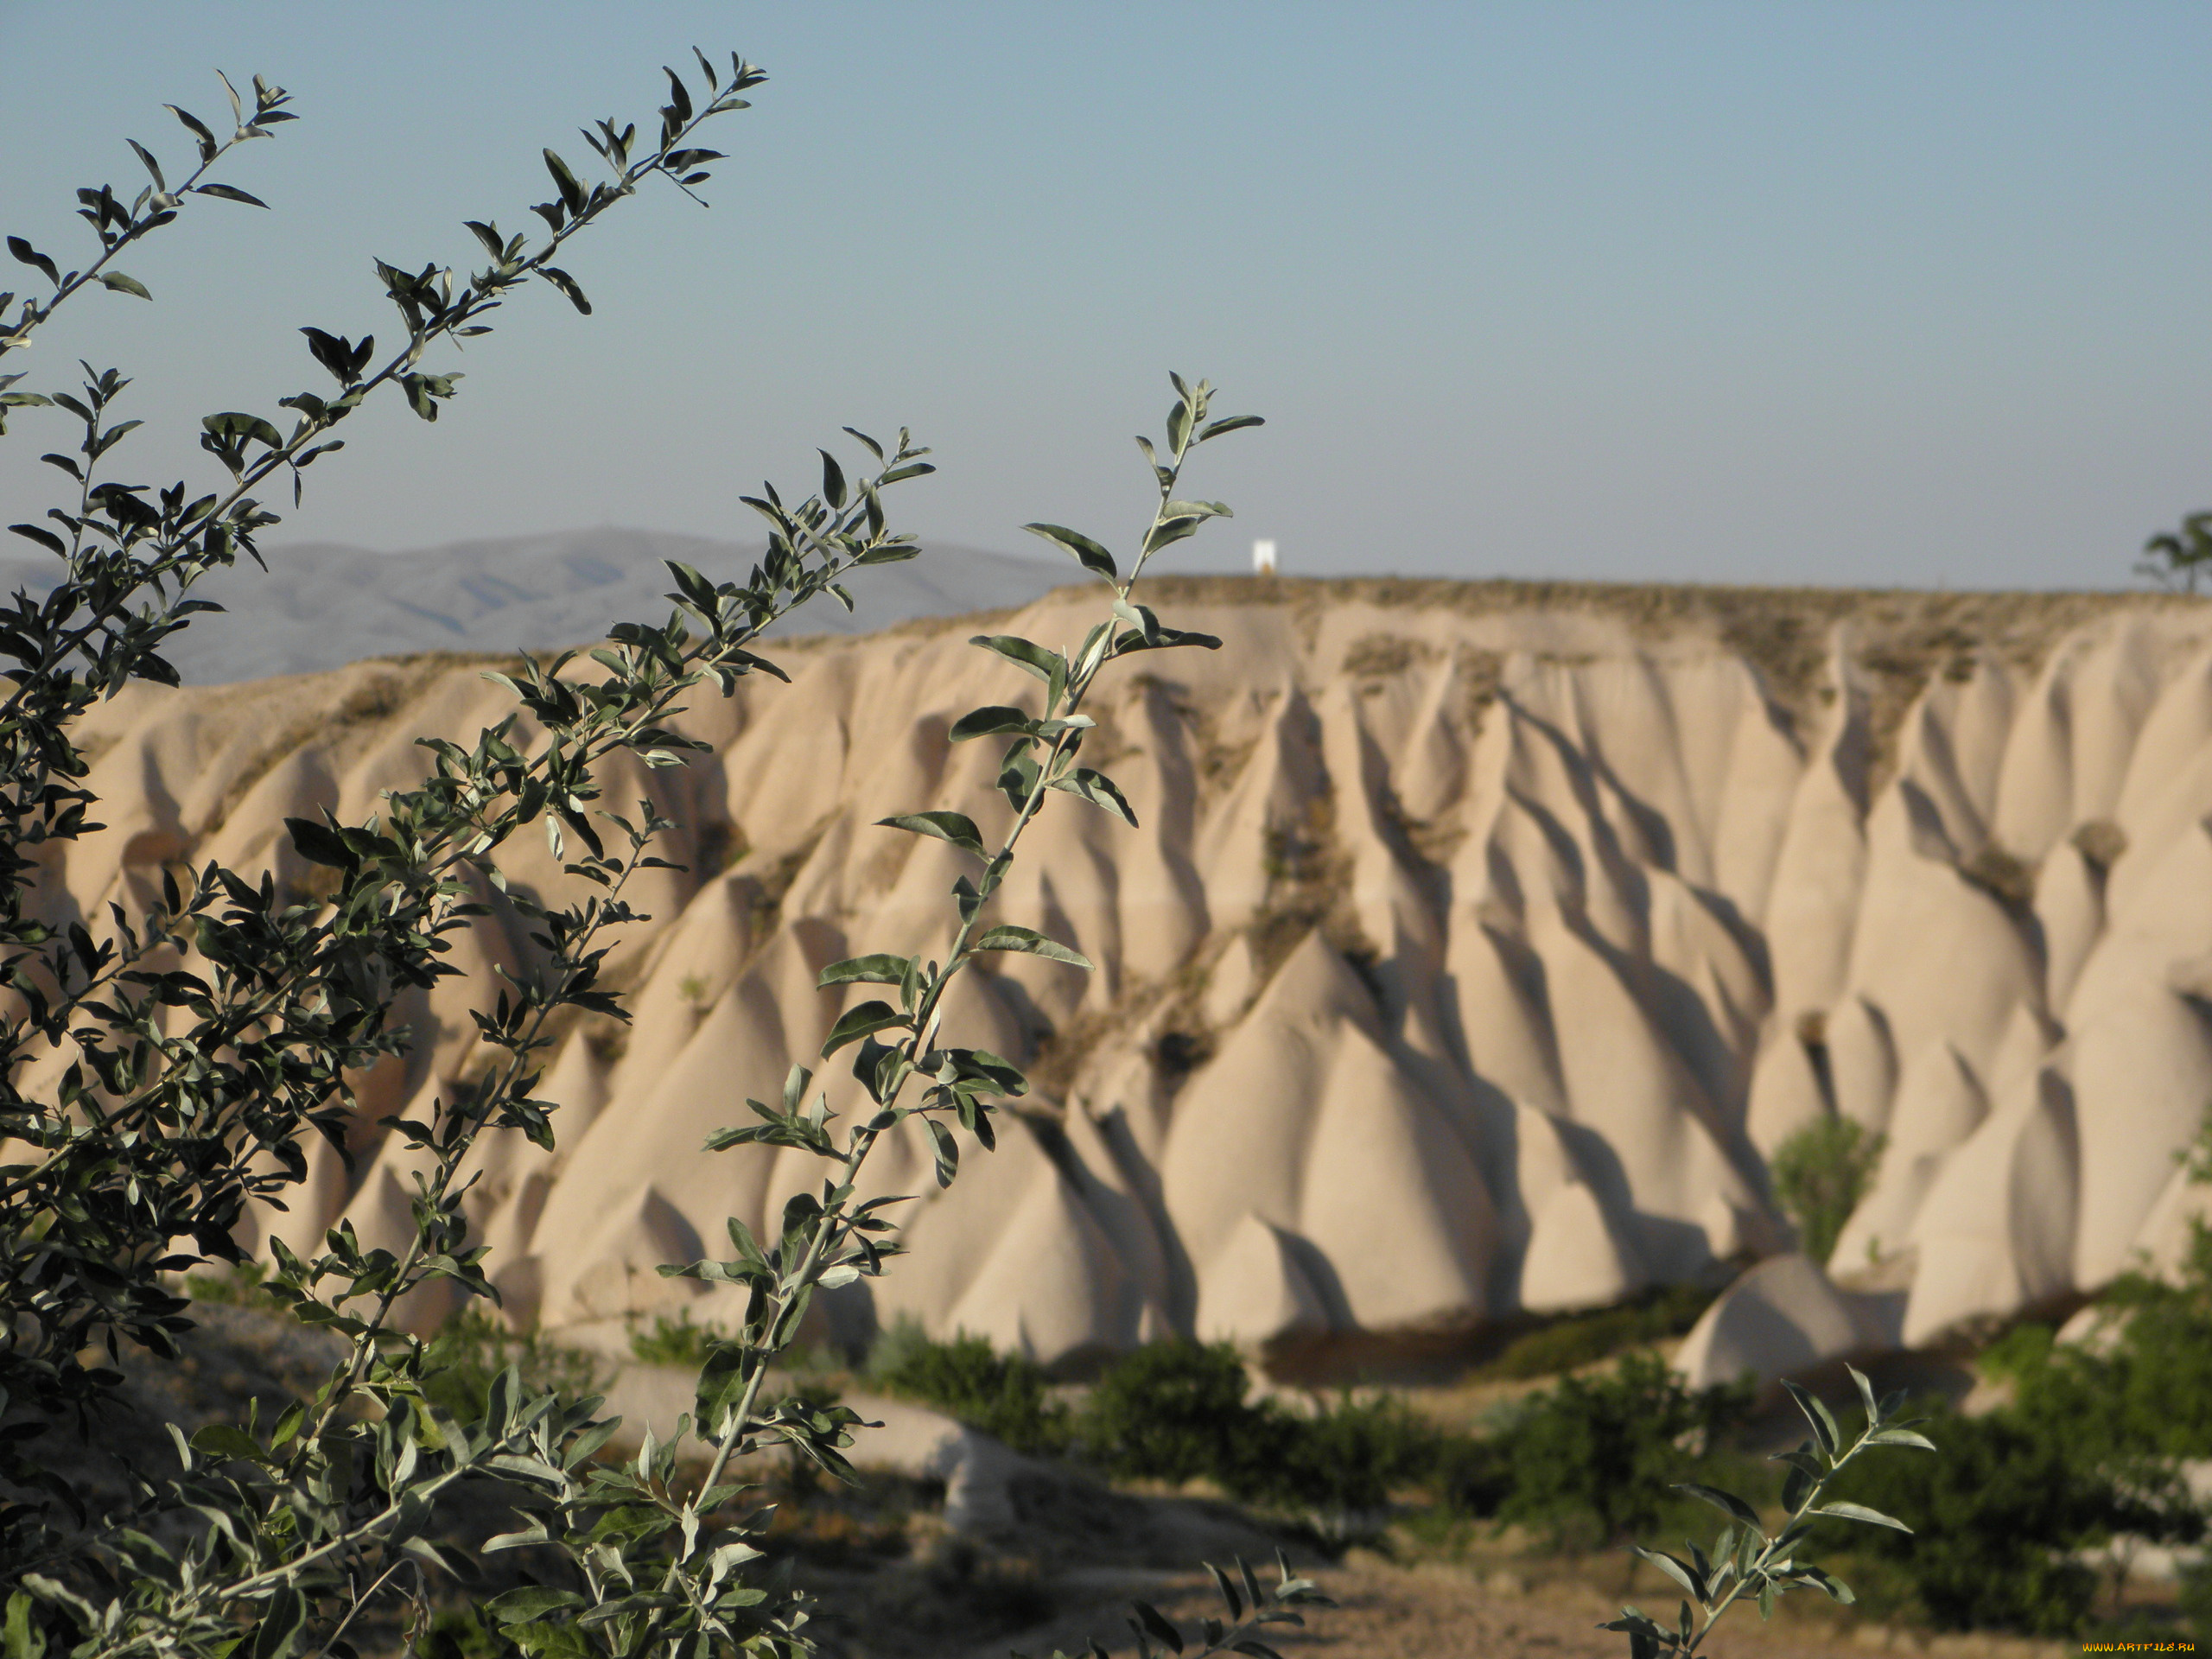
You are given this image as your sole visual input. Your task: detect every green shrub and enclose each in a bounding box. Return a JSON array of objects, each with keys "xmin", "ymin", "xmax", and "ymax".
[
  {"xmin": 1079, "ymin": 1338, "xmax": 1279, "ymax": 1486},
  {"xmin": 1498, "ymin": 1351, "xmax": 1752, "ymax": 1548},
  {"xmin": 633, "ymin": 1306, "xmax": 838, "ymax": 1377},
  {"xmin": 1816, "ymin": 1116, "xmax": 2209, "ymax": 1637},
  {"xmin": 2006, "ymin": 1240, "xmax": 2212, "ymax": 1463},
  {"xmin": 417, "ymin": 1608, "xmax": 505, "ymax": 1659},
  {"xmin": 1770, "ymin": 1113, "xmax": 1884, "ymax": 1264},
  {"xmin": 1833, "ymin": 1401, "xmax": 2190, "ymax": 1636},
  {"xmin": 868, "ymin": 1308, "xmax": 1543, "ymax": 1549},
  {"xmin": 861, "ymin": 1310, "xmax": 938, "ymax": 1382},
  {"xmin": 1080, "ymin": 1343, "xmax": 1467, "ymax": 1540},
  {"xmin": 1258, "ymin": 1392, "xmax": 1440, "ymax": 1520},
  {"xmin": 1979, "ymin": 1117, "xmax": 2212, "ymax": 1458},
  {"xmin": 181, "ymin": 1261, "xmax": 283, "ymax": 1309},
  {"xmin": 868, "ymin": 1321, "xmax": 1071, "ymax": 1458},
  {"xmin": 1434, "ymin": 1428, "xmax": 1515, "ymax": 1518},
  {"xmin": 884, "ymin": 1329, "xmax": 1454, "ymax": 1530}
]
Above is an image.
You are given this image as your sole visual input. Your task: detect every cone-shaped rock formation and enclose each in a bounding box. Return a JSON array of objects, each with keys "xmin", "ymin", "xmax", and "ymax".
[{"xmin": 36, "ymin": 576, "xmax": 2212, "ymax": 1370}]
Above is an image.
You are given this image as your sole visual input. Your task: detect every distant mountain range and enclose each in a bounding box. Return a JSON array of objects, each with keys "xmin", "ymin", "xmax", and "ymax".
[{"xmin": 0, "ymin": 528, "xmax": 1076, "ymax": 683}]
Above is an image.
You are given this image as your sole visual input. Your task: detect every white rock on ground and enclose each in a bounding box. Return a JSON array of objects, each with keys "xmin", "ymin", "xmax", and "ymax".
[{"xmin": 596, "ymin": 1370, "xmax": 1039, "ymax": 1535}]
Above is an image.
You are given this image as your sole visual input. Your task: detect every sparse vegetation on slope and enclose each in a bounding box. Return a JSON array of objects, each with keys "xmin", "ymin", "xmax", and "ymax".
[
  {"xmin": 1136, "ymin": 572, "xmax": 2183, "ymax": 769},
  {"xmin": 1475, "ymin": 1284, "xmax": 1719, "ymax": 1381}
]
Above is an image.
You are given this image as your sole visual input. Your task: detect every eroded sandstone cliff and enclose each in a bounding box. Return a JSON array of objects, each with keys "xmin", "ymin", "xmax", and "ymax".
[{"xmin": 37, "ymin": 577, "xmax": 2212, "ymax": 1370}]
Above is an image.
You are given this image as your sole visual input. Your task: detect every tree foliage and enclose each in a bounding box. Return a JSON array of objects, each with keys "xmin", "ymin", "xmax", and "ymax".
[
  {"xmin": 0, "ymin": 50, "xmax": 1340, "ymax": 1659},
  {"xmin": 2139, "ymin": 509, "xmax": 2212, "ymax": 594},
  {"xmin": 1994, "ymin": 1118, "xmax": 2212, "ymax": 1465},
  {"xmin": 1078, "ymin": 1339, "xmax": 1268, "ymax": 1488},
  {"xmin": 1770, "ymin": 1114, "xmax": 1883, "ymax": 1266},
  {"xmin": 1796, "ymin": 1112, "xmax": 2212, "ymax": 1637},
  {"xmin": 878, "ymin": 1329, "xmax": 1445, "ymax": 1543},
  {"xmin": 868, "ymin": 1322, "xmax": 1071, "ymax": 1459},
  {"xmin": 1500, "ymin": 1354, "xmax": 1751, "ymax": 1551},
  {"xmin": 1596, "ymin": 1366, "xmax": 1938, "ymax": 1657},
  {"xmin": 1823, "ymin": 1117, "xmax": 2212, "ymax": 1636},
  {"xmin": 1831, "ymin": 1402, "xmax": 2181, "ymax": 1636}
]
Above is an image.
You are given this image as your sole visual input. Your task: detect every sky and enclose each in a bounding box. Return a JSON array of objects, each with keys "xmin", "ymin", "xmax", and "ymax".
[{"xmin": 3, "ymin": 2, "xmax": 2211, "ymax": 591}]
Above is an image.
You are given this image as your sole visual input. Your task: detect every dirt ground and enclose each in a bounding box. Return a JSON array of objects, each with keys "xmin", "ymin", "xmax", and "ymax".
[
  {"xmin": 963, "ymin": 1556, "xmax": 2075, "ymax": 1659},
  {"xmin": 71, "ymin": 1309, "xmax": 2093, "ymax": 1659}
]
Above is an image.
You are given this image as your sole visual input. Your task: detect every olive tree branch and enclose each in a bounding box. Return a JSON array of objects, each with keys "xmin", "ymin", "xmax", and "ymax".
[
  {"xmin": 0, "ymin": 73, "xmax": 295, "ymax": 373},
  {"xmin": 1601, "ymin": 1366, "xmax": 1935, "ymax": 1656},
  {"xmin": 666, "ymin": 378, "xmax": 1259, "ymax": 1572},
  {"xmin": 0, "ymin": 58, "xmax": 765, "ymax": 727}
]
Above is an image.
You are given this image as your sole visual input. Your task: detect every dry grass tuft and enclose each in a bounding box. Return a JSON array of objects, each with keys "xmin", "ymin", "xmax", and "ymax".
[
  {"xmin": 1961, "ymin": 842, "xmax": 2037, "ymax": 911},
  {"xmin": 2072, "ymin": 817, "xmax": 2129, "ymax": 871}
]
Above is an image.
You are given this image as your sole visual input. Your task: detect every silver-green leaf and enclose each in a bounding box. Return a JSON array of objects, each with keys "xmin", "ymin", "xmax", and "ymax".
[
  {"xmin": 1022, "ymin": 521, "xmax": 1118, "ymax": 582},
  {"xmin": 876, "ymin": 811, "xmax": 986, "ymax": 858},
  {"xmin": 1813, "ymin": 1500, "xmax": 1911, "ymax": 1534},
  {"xmin": 971, "ymin": 925, "xmax": 1092, "ymax": 970}
]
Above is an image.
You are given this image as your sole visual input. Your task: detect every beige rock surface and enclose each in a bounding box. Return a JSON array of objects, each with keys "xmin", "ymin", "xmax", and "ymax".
[
  {"xmin": 1673, "ymin": 1251, "xmax": 1904, "ymax": 1392},
  {"xmin": 41, "ymin": 577, "xmax": 2212, "ymax": 1368}
]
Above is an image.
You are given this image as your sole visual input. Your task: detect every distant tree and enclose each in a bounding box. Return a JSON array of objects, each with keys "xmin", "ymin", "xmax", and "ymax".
[
  {"xmin": 2139, "ymin": 510, "xmax": 2212, "ymax": 594},
  {"xmin": 1771, "ymin": 1113, "xmax": 1884, "ymax": 1265}
]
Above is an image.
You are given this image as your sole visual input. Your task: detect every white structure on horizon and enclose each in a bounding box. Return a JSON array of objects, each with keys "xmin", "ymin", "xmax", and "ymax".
[{"xmin": 1252, "ymin": 538, "xmax": 1278, "ymax": 575}]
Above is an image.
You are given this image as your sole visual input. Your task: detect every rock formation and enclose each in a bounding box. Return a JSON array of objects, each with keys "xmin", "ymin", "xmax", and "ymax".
[{"xmin": 31, "ymin": 574, "xmax": 2212, "ymax": 1373}]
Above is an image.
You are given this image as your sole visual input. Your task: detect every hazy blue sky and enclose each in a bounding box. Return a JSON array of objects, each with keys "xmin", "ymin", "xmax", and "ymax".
[{"xmin": 4, "ymin": 2, "xmax": 2210, "ymax": 589}]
